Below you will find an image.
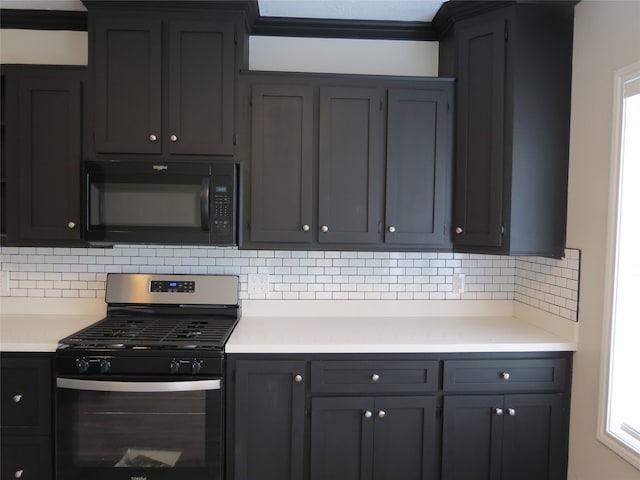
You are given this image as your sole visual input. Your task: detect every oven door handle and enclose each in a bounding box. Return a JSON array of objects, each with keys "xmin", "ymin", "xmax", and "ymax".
[{"xmin": 56, "ymin": 377, "xmax": 221, "ymax": 392}]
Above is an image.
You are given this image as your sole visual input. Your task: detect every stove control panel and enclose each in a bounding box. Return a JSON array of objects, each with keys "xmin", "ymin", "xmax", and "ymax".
[{"xmin": 150, "ymin": 280, "xmax": 195, "ymax": 293}]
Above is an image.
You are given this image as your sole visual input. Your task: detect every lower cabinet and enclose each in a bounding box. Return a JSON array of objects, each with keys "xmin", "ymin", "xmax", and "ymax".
[{"xmin": 227, "ymin": 353, "xmax": 572, "ymax": 480}]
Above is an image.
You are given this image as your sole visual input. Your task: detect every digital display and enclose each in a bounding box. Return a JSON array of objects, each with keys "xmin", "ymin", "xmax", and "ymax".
[
  {"xmin": 169, "ymin": 282, "xmax": 177, "ymax": 287},
  {"xmin": 215, "ymin": 186, "xmax": 228, "ymax": 193}
]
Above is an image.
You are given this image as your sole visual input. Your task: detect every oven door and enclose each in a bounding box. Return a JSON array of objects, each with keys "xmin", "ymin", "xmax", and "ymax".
[{"xmin": 56, "ymin": 376, "xmax": 223, "ymax": 480}]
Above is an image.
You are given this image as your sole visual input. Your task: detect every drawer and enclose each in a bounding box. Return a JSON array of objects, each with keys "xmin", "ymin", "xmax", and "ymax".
[
  {"xmin": 0, "ymin": 435, "xmax": 52, "ymax": 480},
  {"xmin": 311, "ymin": 360, "xmax": 439, "ymax": 393},
  {"xmin": 1, "ymin": 357, "xmax": 52, "ymax": 432},
  {"xmin": 443, "ymin": 358, "xmax": 568, "ymax": 392}
]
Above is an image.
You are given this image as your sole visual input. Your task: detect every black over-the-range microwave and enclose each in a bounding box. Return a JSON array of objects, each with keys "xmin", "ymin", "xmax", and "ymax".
[{"xmin": 83, "ymin": 161, "xmax": 238, "ymax": 245}]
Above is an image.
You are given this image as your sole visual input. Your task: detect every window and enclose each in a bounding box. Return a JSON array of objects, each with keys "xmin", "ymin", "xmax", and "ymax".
[{"xmin": 599, "ymin": 60, "xmax": 640, "ymax": 470}]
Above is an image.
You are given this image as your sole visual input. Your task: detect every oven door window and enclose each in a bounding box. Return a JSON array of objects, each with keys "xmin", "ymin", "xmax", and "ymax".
[{"xmin": 57, "ymin": 377, "xmax": 222, "ymax": 478}]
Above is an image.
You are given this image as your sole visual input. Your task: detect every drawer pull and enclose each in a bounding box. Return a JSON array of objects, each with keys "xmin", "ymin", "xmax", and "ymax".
[
  {"xmin": 494, "ymin": 408, "xmax": 504, "ymax": 416},
  {"xmin": 14, "ymin": 470, "xmax": 24, "ymax": 479},
  {"xmin": 377, "ymin": 410, "xmax": 386, "ymax": 419},
  {"xmin": 501, "ymin": 372, "xmax": 511, "ymax": 380},
  {"xmin": 294, "ymin": 374, "xmax": 303, "ymax": 383},
  {"xmin": 508, "ymin": 408, "xmax": 516, "ymax": 416},
  {"xmin": 371, "ymin": 373, "xmax": 380, "ymax": 382},
  {"xmin": 363, "ymin": 410, "xmax": 373, "ymax": 419},
  {"xmin": 12, "ymin": 394, "xmax": 22, "ymax": 403}
]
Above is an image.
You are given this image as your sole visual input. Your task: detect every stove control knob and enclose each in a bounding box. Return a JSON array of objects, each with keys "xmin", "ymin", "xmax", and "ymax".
[
  {"xmin": 191, "ymin": 360, "xmax": 203, "ymax": 375},
  {"xmin": 99, "ymin": 359, "xmax": 111, "ymax": 374},
  {"xmin": 170, "ymin": 359, "xmax": 181, "ymax": 374},
  {"xmin": 77, "ymin": 359, "xmax": 90, "ymax": 374}
]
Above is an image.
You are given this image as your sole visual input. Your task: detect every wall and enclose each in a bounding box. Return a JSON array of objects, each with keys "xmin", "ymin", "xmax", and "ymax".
[{"xmin": 566, "ymin": 1, "xmax": 640, "ymax": 479}]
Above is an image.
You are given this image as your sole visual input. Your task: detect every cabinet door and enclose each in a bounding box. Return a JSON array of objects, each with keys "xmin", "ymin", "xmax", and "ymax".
[
  {"xmin": 234, "ymin": 360, "xmax": 306, "ymax": 480},
  {"xmin": 501, "ymin": 394, "xmax": 566, "ymax": 480},
  {"xmin": 385, "ymin": 88, "xmax": 451, "ymax": 246},
  {"xmin": 94, "ymin": 17, "xmax": 162, "ymax": 154},
  {"xmin": 0, "ymin": 435, "xmax": 52, "ymax": 480},
  {"xmin": 373, "ymin": 396, "xmax": 439, "ymax": 480},
  {"xmin": 9, "ymin": 74, "xmax": 83, "ymax": 242},
  {"xmin": 441, "ymin": 395, "xmax": 503, "ymax": 480},
  {"xmin": 453, "ymin": 17, "xmax": 506, "ymax": 248},
  {"xmin": 250, "ymin": 84, "xmax": 314, "ymax": 242},
  {"xmin": 310, "ymin": 397, "xmax": 375, "ymax": 480},
  {"xmin": 318, "ymin": 87, "xmax": 382, "ymax": 244},
  {"xmin": 168, "ymin": 20, "xmax": 235, "ymax": 155}
]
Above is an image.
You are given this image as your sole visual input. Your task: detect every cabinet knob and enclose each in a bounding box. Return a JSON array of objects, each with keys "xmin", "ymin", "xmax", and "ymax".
[
  {"xmin": 363, "ymin": 410, "xmax": 373, "ymax": 419},
  {"xmin": 455, "ymin": 226, "xmax": 463, "ymax": 235},
  {"xmin": 388, "ymin": 226, "xmax": 396, "ymax": 233},
  {"xmin": 67, "ymin": 221, "xmax": 76, "ymax": 229},
  {"xmin": 377, "ymin": 410, "xmax": 386, "ymax": 419},
  {"xmin": 321, "ymin": 225, "xmax": 329, "ymax": 233},
  {"xmin": 170, "ymin": 134, "xmax": 178, "ymax": 142},
  {"xmin": 12, "ymin": 394, "xmax": 22, "ymax": 403},
  {"xmin": 302, "ymin": 224, "xmax": 310, "ymax": 232},
  {"xmin": 294, "ymin": 374, "xmax": 303, "ymax": 383},
  {"xmin": 494, "ymin": 408, "xmax": 504, "ymax": 416},
  {"xmin": 371, "ymin": 373, "xmax": 380, "ymax": 382},
  {"xmin": 14, "ymin": 470, "xmax": 24, "ymax": 479},
  {"xmin": 501, "ymin": 372, "xmax": 510, "ymax": 380},
  {"xmin": 508, "ymin": 408, "xmax": 516, "ymax": 416},
  {"xmin": 149, "ymin": 134, "xmax": 158, "ymax": 142}
]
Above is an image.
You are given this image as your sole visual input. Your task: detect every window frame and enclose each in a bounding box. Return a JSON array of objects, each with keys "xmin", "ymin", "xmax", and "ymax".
[{"xmin": 598, "ymin": 59, "xmax": 640, "ymax": 470}]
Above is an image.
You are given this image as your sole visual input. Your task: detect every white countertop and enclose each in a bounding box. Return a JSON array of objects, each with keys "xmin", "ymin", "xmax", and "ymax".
[{"xmin": 225, "ymin": 314, "xmax": 576, "ymax": 353}]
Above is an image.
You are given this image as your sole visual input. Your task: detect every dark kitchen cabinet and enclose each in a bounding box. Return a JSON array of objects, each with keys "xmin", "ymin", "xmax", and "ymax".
[
  {"xmin": 241, "ymin": 72, "xmax": 454, "ymax": 250},
  {"xmin": 229, "ymin": 359, "xmax": 306, "ymax": 480},
  {"xmin": 438, "ymin": 3, "xmax": 574, "ymax": 258},
  {"xmin": 0, "ymin": 353, "xmax": 54, "ymax": 480},
  {"xmin": 310, "ymin": 396, "xmax": 439, "ymax": 480},
  {"xmin": 3, "ymin": 66, "xmax": 86, "ymax": 245},
  {"xmin": 86, "ymin": 3, "xmax": 241, "ymax": 159}
]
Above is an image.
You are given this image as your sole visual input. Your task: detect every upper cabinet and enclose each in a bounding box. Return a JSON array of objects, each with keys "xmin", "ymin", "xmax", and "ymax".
[
  {"xmin": 84, "ymin": 2, "xmax": 246, "ymax": 159},
  {"xmin": 438, "ymin": 3, "xmax": 574, "ymax": 258},
  {"xmin": 240, "ymin": 72, "xmax": 454, "ymax": 251}
]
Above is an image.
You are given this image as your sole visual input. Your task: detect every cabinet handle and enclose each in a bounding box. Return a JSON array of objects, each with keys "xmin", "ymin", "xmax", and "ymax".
[
  {"xmin": 294, "ymin": 374, "xmax": 303, "ymax": 383},
  {"xmin": 363, "ymin": 410, "xmax": 373, "ymax": 419},
  {"xmin": 371, "ymin": 373, "xmax": 380, "ymax": 382},
  {"xmin": 67, "ymin": 221, "xmax": 77, "ymax": 229},
  {"xmin": 388, "ymin": 226, "xmax": 396, "ymax": 233},
  {"xmin": 494, "ymin": 408, "xmax": 504, "ymax": 416},
  {"xmin": 149, "ymin": 134, "xmax": 158, "ymax": 142},
  {"xmin": 14, "ymin": 470, "xmax": 23, "ymax": 479},
  {"xmin": 377, "ymin": 410, "xmax": 386, "ymax": 419},
  {"xmin": 170, "ymin": 134, "xmax": 178, "ymax": 142},
  {"xmin": 455, "ymin": 226, "xmax": 463, "ymax": 235},
  {"xmin": 321, "ymin": 225, "xmax": 329, "ymax": 233},
  {"xmin": 12, "ymin": 394, "xmax": 22, "ymax": 403},
  {"xmin": 302, "ymin": 224, "xmax": 310, "ymax": 232},
  {"xmin": 501, "ymin": 372, "xmax": 510, "ymax": 380},
  {"xmin": 508, "ymin": 408, "xmax": 516, "ymax": 416}
]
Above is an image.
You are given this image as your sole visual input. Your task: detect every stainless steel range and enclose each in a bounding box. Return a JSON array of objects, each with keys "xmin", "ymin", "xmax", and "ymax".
[{"xmin": 55, "ymin": 273, "xmax": 239, "ymax": 480}]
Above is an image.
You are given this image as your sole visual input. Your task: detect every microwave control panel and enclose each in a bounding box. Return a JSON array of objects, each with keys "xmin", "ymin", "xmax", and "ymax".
[{"xmin": 211, "ymin": 175, "xmax": 235, "ymax": 238}]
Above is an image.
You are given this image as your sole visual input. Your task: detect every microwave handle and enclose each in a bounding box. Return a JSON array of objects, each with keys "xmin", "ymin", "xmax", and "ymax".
[
  {"xmin": 57, "ymin": 377, "xmax": 220, "ymax": 393},
  {"xmin": 201, "ymin": 178, "xmax": 210, "ymax": 231}
]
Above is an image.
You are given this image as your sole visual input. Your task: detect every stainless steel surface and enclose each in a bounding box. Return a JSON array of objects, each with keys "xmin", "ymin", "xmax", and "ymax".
[
  {"xmin": 501, "ymin": 372, "xmax": 510, "ymax": 380},
  {"xmin": 495, "ymin": 407, "xmax": 504, "ymax": 416},
  {"xmin": 302, "ymin": 224, "xmax": 310, "ymax": 232},
  {"xmin": 105, "ymin": 273, "xmax": 239, "ymax": 305},
  {"xmin": 364, "ymin": 410, "xmax": 373, "ymax": 419},
  {"xmin": 67, "ymin": 221, "xmax": 76, "ymax": 229},
  {"xmin": 455, "ymin": 226, "xmax": 463, "ymax": 234},
  {"xmin": 57, "ymin": 377, "xmax": 221, "ymax": 392},
  {"xmin": 377, "ymin": 410, "xmax": 386, "ymax": 418},
  {"xmin": 371, "ymin": 373, "xmax": 380, "ymax": 382},
  {"xmin": 149, "ymin": 134, "xmax": 157, "ymax": 142},
  {"xmin": 321, "ymin": 225, "xmax": 329, "ymax": 233},
  {"xmin": 388, "ymin": 226, "xmax": 396, "ymax": 233},
  {"xmin": 294, "ymin": 374, "xmax": 303, "ymax": 383}
]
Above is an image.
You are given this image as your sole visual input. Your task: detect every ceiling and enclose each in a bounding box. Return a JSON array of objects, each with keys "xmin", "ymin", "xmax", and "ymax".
[{"xmin": 0, "ymin": 0, "xmax": 446, "ymax": 22}]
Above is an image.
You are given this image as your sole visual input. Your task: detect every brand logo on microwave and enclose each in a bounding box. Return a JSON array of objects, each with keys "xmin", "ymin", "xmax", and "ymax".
[
  {"xmin": 152, "ymin": 164, "xmax": 168, "ymax": 171},
  {"xmin": 131, "ymin": 477, "xmax": 147, "ymax": 480}
]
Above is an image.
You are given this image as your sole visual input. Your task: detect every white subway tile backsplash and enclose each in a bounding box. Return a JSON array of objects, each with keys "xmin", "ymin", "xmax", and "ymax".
[{"xmin": 0, "ymin": 246, "xmax": 580, "ymax": 321}]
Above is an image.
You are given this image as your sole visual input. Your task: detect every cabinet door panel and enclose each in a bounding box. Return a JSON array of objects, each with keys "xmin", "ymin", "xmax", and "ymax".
[
  {"xmin": 373, "ymin": 396, "xmax": 438, "ymax": 480},
  {"xmin": 234, "ymin": 360, "xmax": 305, "ymax": 480},
  {"xmin": 385, "ymin": 88, "xmax": 451, "ymax": 246},
  {"xmin": 168, "ymin": 21, "xmax": 234, "ymax": 155},
  {"xmin": 441, "ymin": 395, "xmax": 503, "ymax": 480},
  {"xmin": 16, "ymin": 77, "xmax": 82, "ymax": 241},
  {"xmin": 250, "ymin": 84, "xmax": 314, "ymax": 242},
  {"xmin": 94, "ymin": 18, "xmax": 162, "ymax": 154},
  {"xmin": 311, "ymin": 397, "xmax": 374, "ymax": 480},
  {"xmin": 0, "ymin": 436, "xmax": 52, "ymax": 480},
  {"xmin": 318, "ymin": 87, "xmax": 382, "ymax": 244},
  {"xmin": 501, "ymin": 394, "xmax": 566, "ymax": 480},
  {"xmin": 454, "ymin": 18, "xmax": 505, "ymax": 247}
]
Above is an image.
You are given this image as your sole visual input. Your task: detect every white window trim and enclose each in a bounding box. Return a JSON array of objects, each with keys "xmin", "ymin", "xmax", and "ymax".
[{"xmin": 597, "ymin": 59, "xmax": 640, "ymax": 471}]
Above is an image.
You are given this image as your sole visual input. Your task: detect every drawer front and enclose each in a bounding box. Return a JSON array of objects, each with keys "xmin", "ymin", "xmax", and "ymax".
[
  {"xmin": 311, "ymin": 360, "xmax": 439, "ymax": 393},
  {"xmin": 0, "ymin": 357, "xmax": 52, "ymax": 431},
  {"xmin": 443, "ymin": 358, "xmax": 568, "ymax": 392},
  {"xmin": 0, "ymin": 435, "xmax": 52, "ymax": 480}
]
